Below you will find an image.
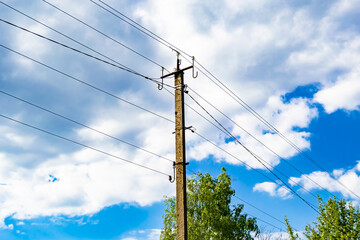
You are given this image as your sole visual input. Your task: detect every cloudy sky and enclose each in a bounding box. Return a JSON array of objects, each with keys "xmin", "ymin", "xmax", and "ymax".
[{"xmin": 0, "ymin": 0, "xmax": 360, "ymax": 239}]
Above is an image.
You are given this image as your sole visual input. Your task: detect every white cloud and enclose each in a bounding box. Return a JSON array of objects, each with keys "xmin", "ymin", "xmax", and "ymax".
[
  {"xmin": 255, "ymin": 231, "xmax": 305, "ymax": 240},
  {"xmin": 0, "ymin": 102, "xmax": 176, "ymax": 228},
  {"xmin": 0, "ymin": 146, "xmax": 174, "ymax": 228},
  {"xmin": 1, "ymin": 0, "xmax": 360, "ymax": 231},
  {"xmin": 0, "ymin": 125, "xmax": 35, "ymax": 149},
  {"xmin": 290, "ymin": 161, "xmax": 360, "ymax": 199},
  {"xmin": 253, "ymin": 182, "xmax": 292, "ymax": 199},
  {"xmin": 314, "ymin": 70, "xmax": 360, "ymax": 113},
  {"xmin": 4, "ymin": 132, "xmax": 34, "ymax": 146},
  {"xmin": 120, "ymin": 229, "xmax": 161, "ymax": 240},
  {"xmin": 5, "ymin": 224, "xmax": 13, "ymax": 230},
  {"xmin": 254, "ymin": 182, "xmax": 277, "ymax": 196},
  {"xmin": 284, "ymin": 0, "xmax": 360, "ymax": 100},
  {"xmin": 187, "ymin": 96, "xmax": 317, "ymax": 170}
]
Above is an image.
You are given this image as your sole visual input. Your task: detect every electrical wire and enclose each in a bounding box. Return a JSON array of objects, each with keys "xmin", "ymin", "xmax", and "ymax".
[
  {"xmin": 163, "ymin": 88, "xmax": 277, "ymax": 183},
  {"xmin": 187, "ymin": 86, "xmax": 332, "ymax": 198},
  {"xmin": 4, "ymin": 1, "xmax": 357, "ymax": 222},
  {"xmin": 163, "ymin": 88, "xmax": 289, "ymax": 197},
  {"xmin": 186, "ymin": 92, "xmax": 319, "ymax": 213},
  {"xmin": 193, "ymin": 131, "xmax": 276, "ymax": 184},
  {"xmin": 2, "ymin": 2, "xmax": 348, "ymax": 232},
  {"xmin": 0, "ymin": 114, "xmax": 171, "ymax": 177},
  {"xmin": 164, "ymin": 86, "xmax": 317, "ymax": 199},
  {"xmin": 246, "ymin": 212, "xmax": 285, "ymax": 232},
  {"xmin": 234, "ymin": 195, "xmax": 288, "ymax": 228},
  {"xmin": 89, "ymin": 0, "xmax": 193, "ymax": 58},
  {"xmin": 0, "ymin": 44, "xmax": 174, "ymax": 124},
  {"xmin": 193, "ymin": 61, "xmax": 360, "ymax": 200},
  {"xmin": 93, "ymin": 1, "xmax": 360, "ymax": 200},
  {"xmin": 0, "ymin": 1, "xmax": 133, "ymax": 72},
  {"xmin": 0, "ymin": 90, "xmax": 174, "ymax": 164},
  {"xmin": 0, "ymin": 2, "xmax": 198, "ymax": 176},
  {"xmin": 41, "ymin": 0, "xmax": 169, "ymax": 72},
  {"xmin": 0, "ymin": 18, "xmax": 175, "ymax": 89},
  {"xmin": 164, "ymin": 86, "xmax": 316, "ymax": 199}
]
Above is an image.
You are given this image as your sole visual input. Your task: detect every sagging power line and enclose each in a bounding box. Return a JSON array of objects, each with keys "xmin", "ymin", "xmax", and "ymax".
[
  {"xmin": 164, "ymin": 85, "xmax": 318, "ymax": 200},
  {"xmin": 186, "ymin": 91, "xmax": 319, "ymax": 213},
  {"xmin": 0, "ymin": 44, "xmax": 174, "ymax": 123},
  {"xmin": 91, "ymin": 0, "xmax": 360, "ymax": 200},
  {"xmin": 0, "ymin": 90, "xmax": 174, "ymax": 164},
  {"xmin": 0, "ymin": 19, "xmax": 173, "ymax": 88},
  {"xmin": 0, "ymin": 114, "xmax": 171, "ymax": 178},
  {"xmin": 41, "ymin": 0, "xmax": 169, "ymax": 73}
]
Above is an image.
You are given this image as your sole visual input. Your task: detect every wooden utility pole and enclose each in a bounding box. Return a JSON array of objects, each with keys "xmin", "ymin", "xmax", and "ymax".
[
  {"xmin": 161, "ymin": 55, "xmax": 195, "ymax": 240},
  {"xmin": 174, "ymin": 57, "xmax": 187, "ymax": 240}
]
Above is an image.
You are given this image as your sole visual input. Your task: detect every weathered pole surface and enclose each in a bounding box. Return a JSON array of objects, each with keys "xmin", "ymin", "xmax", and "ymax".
[{"xmin": 174, "ymin": 57, "xmax": 188, "ymax": 240}]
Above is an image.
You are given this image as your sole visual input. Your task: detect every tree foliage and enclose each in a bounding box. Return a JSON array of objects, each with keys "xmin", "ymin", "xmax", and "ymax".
[
  {"xmin": 160, "ymin": 168, "xmax": 259, "ymax": 240},
  {"xmin": 286, "ymin": 196, "xmax": 360, "ymax": 240},
  {"xmin": 285, "ymin": 217, "xmax": 299, "ymax": 240}
]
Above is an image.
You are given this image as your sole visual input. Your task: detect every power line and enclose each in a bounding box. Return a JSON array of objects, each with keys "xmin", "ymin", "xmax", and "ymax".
[
  {"xmin": 186, "ymin": 92, "xmax": 319, "ymax": 213},
  {"xmin": 6, "ymin": 1, "xmax": 358, "ymax": 216},
  {"xmin": 0, "ymin": 18, "xmax": 175, "ymax": 89},
  {"xmin": 172, "ymin": 86, "xmax": 318, "ymax": 200},
  {"xmin": 88, "ymin": 0, "xmax": 329, "ymax": 198},
  {"xmin": 245, "ymin": 212, "xmax": 285, "ymax": 232},
  {"xmin": 89, "ymin": 0, "xmax": 193, "ymax": 58},
  {"xmin": 187, "ymin": 86, "xmax": 332, "ymax": 198},
  {"xmin": 193, "ymin": 131, "xmax": 276, "ymax": 184},
  {"xmin": 165, "ymin": 86, "xmax": 316, "ymax": 200},
  {"xmin": 92, "ymin": 1, "xmax": 360, "ymax": 200},
  {"xmin": 0, "ymin": 1, "xmax": 169, "ymax": 87},
  {"xmin": 193, "ymin": 61, "xmax": 360, "ymax": 200},
  {"xmin": 164, "ymin": 88, "xmax": 282, "ymax": 185},
  {"xmin": 50, "ymin": 4, "xmax": 332, "ymax": 209},
  {"xmin": 0, "ymin": 114, "xmax": 171, "ymax": 177},
  {"xmin": 41, "ymin": 0, "xmax": 169, "ymax": 72},
  {"xmin": 0, "ymin": 44, "xmax": 174, "ymax": 124},
  {"xmin": 2, "ymin": 1, "xmax": 349, "ymax": 232},
  {"xmin": 234, "ymin": 195, "xmax": 287, "ymax": 228},
  {"xmin": 0, "ymin": 89, "xmax": 174, "ymax": 164},
  {"xmin": 0, "ymin": 1, "xmax": 133, "ymax": 73},
  {"xmin": 0, "ymin": 19, "xmax": 129, "ymax": 74}
]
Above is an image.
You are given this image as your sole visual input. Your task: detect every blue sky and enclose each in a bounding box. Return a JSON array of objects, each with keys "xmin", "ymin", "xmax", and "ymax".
[{"xmin": 0, "ymin": 0, "xmax": 360, "ymax": 239}]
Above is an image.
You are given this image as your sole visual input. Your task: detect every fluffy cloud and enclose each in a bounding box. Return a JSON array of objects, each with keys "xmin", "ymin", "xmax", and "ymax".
[
  {"xmin": 314, "ymin": 70, "xmax": 360, "ymax": 113},
  {"xmin": 121, "ymin": 229, "xmax": 161, "ymax": 240},
  {"xmin": 255, "ymin": 231, "xmax": 305, "ymax": 240},
  {"xmin": 0, "ymin": 126, "xmax": 175, "ymax": 228},
  {"xmin": 0, "ymin": 99, "xmax": 175, "ymax": 228},
  {"xmin": 289, "ymin": 161, "xmax": 360, "ymax": 199},
  {"xmin": 253, "ymin": 182, "xmax": 292, "ymax": 199},
  {"xmin": 187, "ymin": 96, "xmax": 317, "ymax": 170},
  {"xmin": 1, "ymin": 0, "xmax": 360, "ymax": 231}
]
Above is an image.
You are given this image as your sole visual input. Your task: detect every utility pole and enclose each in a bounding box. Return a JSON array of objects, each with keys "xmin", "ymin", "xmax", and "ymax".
[{"xmin": 161, "ymin": 54, "xmax": 196, "ymax": 240}]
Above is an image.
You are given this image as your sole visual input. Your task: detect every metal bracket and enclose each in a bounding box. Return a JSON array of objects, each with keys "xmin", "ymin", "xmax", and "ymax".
[
  {"xmin": 172, "ymin": 126, "xmax": 196, "ymax": 134},
  {"xmin": 174, "ymin": 162, "xmax": 190, "ymax": 166},
  {"xmin": 158, "ymin": 67, "xmax": 164, "ymax": 90},
  {"xmin": 184, "ymin": 126, "xmax": 196, "ymax": 133},
  {"xmin": 183, "ymin": 84, "xmax": 189, "ymax": 93},
  {"xmin": 169, "ymin": 162, "xmax": 176, "ymax": 183},
  {"xmin": 192, "ymin": 56, "xmax": 198, "ymax": 78}
]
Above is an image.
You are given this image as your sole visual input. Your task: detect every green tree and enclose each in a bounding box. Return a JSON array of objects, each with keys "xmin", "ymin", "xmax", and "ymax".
[
  {"xmin": 160, "ymin": 168, "xmax": 259, "ymax": 240},
  {"xmin": 285, "ymin": 217, "xmax": 299, "ymax": 240},
  {"xmin": 286, "ymin": 196, "xmax": 360, "ymax": 240}
]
